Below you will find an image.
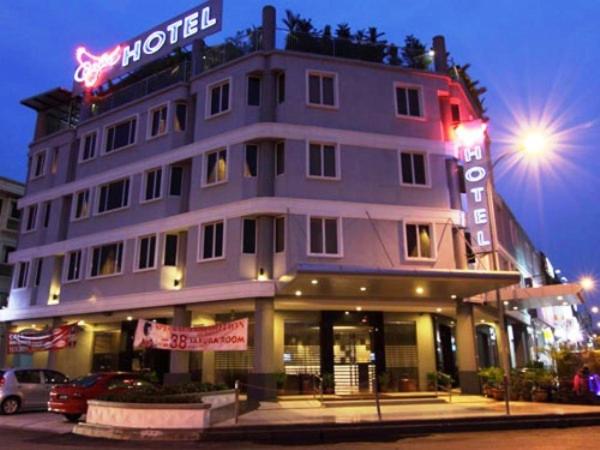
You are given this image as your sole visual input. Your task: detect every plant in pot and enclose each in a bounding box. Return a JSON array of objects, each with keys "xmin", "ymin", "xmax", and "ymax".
[
  {"xmin": 532, "ymin": 370, "xmax": 555, "ymax": 402},
  {"xmin": 378, "ymin": 371, "xmax": 392, "ymax": 393},
  {"xmin": 510, "ymin": 370, "xmax": 523, "ymax": 401},
  {"xmin": 321, "ymin": 373, "xmax": 335, "ymax": 394},
  {"xmin": 426, "ymin": 372, "xmax": 438, "ymax": 392},
  {"xmin": 275, "ymin": 372, "xmax": 287, "ymax": 395},
  {"xmin": 437, "ymin": 372, "xmax": 454, "ymax": 391},
  {"xmin": 478, "ymin": 367, "xmax": 503, "ymax": 398}
]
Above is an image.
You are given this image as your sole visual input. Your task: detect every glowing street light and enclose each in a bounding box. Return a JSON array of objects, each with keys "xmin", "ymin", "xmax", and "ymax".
[
  {"xmin": 591, "ymin": 306, "xmax": 599, "ymax": 314},
  {"xmin": 581, "ymin": 276, "xmax": 595, "ymax": 291}
]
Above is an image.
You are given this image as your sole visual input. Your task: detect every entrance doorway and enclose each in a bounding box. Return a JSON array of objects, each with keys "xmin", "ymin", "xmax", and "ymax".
[{"xmin": 333, "ymin": 325, "xmax": 375, "ymax": 394}]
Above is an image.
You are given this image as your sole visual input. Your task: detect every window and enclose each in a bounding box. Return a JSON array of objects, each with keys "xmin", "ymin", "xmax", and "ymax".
[
  {"xmin": 275, "ymin": 142, "xmax": 285, "ymax": 176},
  {"xmin": 31, "ymin": 151, "xmax": 46, "ymax": 179},
  {"xmin": 275, "ymin": 216, "xmax": 285, "ymax": 253},
  {"xmin": 395, "ymin": 85, "xmax": 423, "ymax": 118},
  {"xmin": 72, "ymin": 190, "xmax": 91, "ymax": 220},
  {"xmin": 405, "ymin": 223, "xmax": 433, "ymax": 259},
  {"xmin": 90, "ymin": 242, "xmax": 124, "ymax": 278},
  {"xmin": 208, "ymin": 79, "xmax": 231, "ymax": 117},
  {"xmin": 308, "ymin": 143, "xmax": 338, "ymax": 178},
  {"xmin": 7, "ymin": 200, "xmax": 19, "ymax": 231},
  {"xmin": 24, "ymin": 204, "xmax": 38, "ymax": 232},
  {"xmin": 136, "ymin": 235, "xmax": 157, "ymax": 271},
  {"xmin": 244, "ymin": 144, "xmax": 258, "ymax": 177},
  {"xmin": 204, "ymin": 149, "xmax": 227, "ymax": 185},
  {"xmin": 400, "ymin": 152, "xmax": 427, "ymax": 186},
  {"xmin": 43, "ymin": 370, "xmax": 68, "ymax": 385},
  {"xmin": 307, "ymin": 72, "xmax": 337, "ymax": 107},
  {"xmin": 148, "ymin": 105, "xmax": 168, "ymax": 138},
  {"xmin": 50, "ymin": 148, "xmax": 59, "ymax": 175},
  {"xmin": 163, "ymin": 234, "xmax": 179, "ymax": 267},
  {"xmin": 247, "ymin": 75, "xmax": 261, "ymax": 106},
  {"xmin": 15, "ymin": 261, "xmax": 30, "ymax": 289},
  {"xmin": 97, "ymin": 178, "xmax": 130, "ymax": 213},
  {"xmin": 451, "ymin": 103, "xmax": 461, "ymax": 123},
  {"xmin": 242, "ymin": 218, "xmax": 256, "ymax": 254},
  {"xmin": 33, "ymin": 258, "xmax": 43, "ymax": 287},
  {"xmin": 200, "ymin": 221, "xmax": 225, "ymax": 261},
  {"xmin": 42, "ymin": 202, "xmax": 51, "ymax": 228},
  {"xmin": 2, "ymin": 246, "xmax": 15, "ymax": 264},
  {"xmin": 105, "ymin": 117, "xmax": 137, "ymax": 153},
  {"xmin": 169, "ymin": 166, "xmax": 183, "ymax": 196},
  {"xmin": 65, "ymin": 250, "xmax": 83, "ymax": 282},
  {"xmin": 277, "ymin": 72, "xmax": 285, "ymax": 103},
  {"xmin": 14, "ymin": 370, "xmax": 41, "ymax": 384},
  {"xmin": 81, "ymin": 131, "xmax": 97, "ymax": 161},
  {"xmin": 309, "ymin": 217, "xmax": 340, "ymax": 256},
  {"xmin": 142, "ymin": 168, "xmax": 162, "ymax": 202},
  {"xmin": 174, "ymin": 102, "xmax": 187, "ymax": 132}
]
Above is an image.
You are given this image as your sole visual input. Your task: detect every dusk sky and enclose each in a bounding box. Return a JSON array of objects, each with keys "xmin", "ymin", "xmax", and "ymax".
[{"xmin": 1, "ymin": 1, "xmax": 598, "ymax": 308}]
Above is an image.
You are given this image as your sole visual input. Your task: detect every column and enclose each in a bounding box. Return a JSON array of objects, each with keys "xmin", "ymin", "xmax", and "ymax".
[
  {"xmin": 432, "ymin": 35, "xmax": 448, "ymax": 73},
  {"xmin": 165, "ymin": 305, "xmax": 191, "ymax": 385},
  {"xmin": 248, "ymin": 298, "xmax": 277, "ymax": 402},
  {"xmin": 455, "ymin": 301, "xmax": 481, "ymax": 394},
  {"xmin": 199, "ymin": 315, "xmax": 216, "ymax": 384},
  {"xmin": 0, "ymin": 321, "xmax": 9, "ymax": 368},
  {"xmin": 416, "ymin": 315, "xmax": 436, "ymax": 391},
  {"xmin": 46, "ymin": 317, "xmax": 62, "ymax": 370}
]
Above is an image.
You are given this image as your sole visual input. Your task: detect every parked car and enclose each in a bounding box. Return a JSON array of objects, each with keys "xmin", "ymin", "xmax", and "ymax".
[
  {"xmin": 48, "ymin": 372, "xmax": 154, "ymax": 422},
  {"xmin": 0, "ymin": 368, "xmax": 69, "ymax": 415}
]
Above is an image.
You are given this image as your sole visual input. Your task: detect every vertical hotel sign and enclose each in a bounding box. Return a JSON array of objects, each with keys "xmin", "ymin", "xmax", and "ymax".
[
  {"xmin": 455, "ymin": 120, "xmax": 493, "ymax": 253},
  {"xmin": 72, "ymin": 0, "xmax": 223, "ymax": 93}
]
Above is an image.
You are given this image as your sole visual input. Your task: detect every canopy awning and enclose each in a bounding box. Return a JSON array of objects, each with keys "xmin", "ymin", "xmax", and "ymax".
[
  {"xmin": 492, "ymin": 283, "xmax": 584, "ymax": 309},
  {"xmin": 277, "ymin": 263, "xmax": 521, "ymax": 300}
]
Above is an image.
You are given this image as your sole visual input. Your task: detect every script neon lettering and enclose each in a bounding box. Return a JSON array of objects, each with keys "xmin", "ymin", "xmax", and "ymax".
[{"xmin": 73, "ymin": 46, "xmax": 122, "ymax": 88}]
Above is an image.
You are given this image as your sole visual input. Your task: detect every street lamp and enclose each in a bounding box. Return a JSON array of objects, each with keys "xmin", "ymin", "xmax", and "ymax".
[
  {"xmin": 581, "ymin": 276, "xmax": 595, "ymax": 292},
  {"xmin": 492, "ymin": 126, "xmax": 554, "ymax": 169},
  {"xmin": 591, "ymin": 306, "xmax": 599, "ymax": 314}
]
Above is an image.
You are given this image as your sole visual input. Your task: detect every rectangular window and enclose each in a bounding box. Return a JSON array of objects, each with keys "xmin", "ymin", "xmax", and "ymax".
[
  {"xmin": 204, "ymin": 149, "xmax": 227, "ymax": 185},
  {"xmin": 174, "ymin": 102, "xmax": 187, "ymax": 132},
  {"xmin": 81, "ymin": 131, "xmax": 97, "ymax": 161},
  {"xmin": 105, "ymin": 117, "xmax": 136, "ymax": 153},
  {"xmin": 31, "ymin": 151, "xmax": 46, "ymax": 179},
  {"xmin": 2, "ymin": 246, "xmax": 15, "ymax": 264},
  {"xmin": 136, "ymin": 235, "xmax": 157, "ymax": 271},
  {"xmin": 247, "ymin": 76, "xmax": 261, "ymax": 106},
  {"xmin": 277, "ymin": 72, "xmax": 285, "ymax": 103},
  {"xmin": 400, "ymin": 152, "xmax": 427, "ymax": 186},
  {"xmin": 164, "ymin": 234, "xmax": 179, "ymax": 267},
  {"xmin": 143, "ymin": 168, "xmax": 162, "ymax": 202},
  {"xmin": 275, "ymin": 216, "xmax": 285, "ymax": 253},
  {"xmin": 148, "ymin": 105, "xmax": 168, "ymax": 138},
  {"xmin": 90, "ymin": 242, "xmax": 124, "ymax": 278},
  {"xmin": 43, "ymin": 202, "xmax": 51, "ymax": 228},
  {"xmin": 50, "ymin": 148, "xmax": 59, "ymax": 175},
  {"xmin": 395, "ymin": 86, "xmax": 422, "ymax": 118},
  {"xmin": 6, "ymin": 200, "xmax": 19, "ymax": 231},
  {"xmin": 24, "ymin": 204, "xmax": 38, "ymax": 232},
  {"xmin": 308, "ymin": 143, "xmax": 337, "ymax": 178},
  {"xmin": 208, "ymin": 79, "xmax": 231, "ymax": 117},
  {"xmin": 309, "ymin": 217, "xmax": 340, "ymax": 256},
  {"xmin": 97, "ymin": 178, "xmax": 130, "ymax": 213},
  {"xmin": 275, "ymin": 142, "xmax": 285, "ymax": 176},
  {"xmin": 33, "ymin": 258, "xmax": 43, "ymax": 287},
  {"xmin": 308, "ymin": 72, "xmax": 337, "ymax": 107},
  {"xmin": 200, "ymin": 221, "xmax": 225, "ymax": 260},
  {"xmin": 65, "ymin": 250, "xmax": 82, "ymax": 282},
  {"xmin": 244, "ymin": 144, "xmax": 258, "ymax": 178},
  {"xmin": 73, "ymin": 190, "xmax": 90, "ymax": 220},
  {"xmin": 451, "ymin": 103, "xmax": 461, "ymax": 123},
  {"xmin": 15, "ymin": 261, "xmax": 30, "ymax": 289},
  {"xmin": 169, "ymin": 166, "xmax": 183, "ymax": 196},
  {"xmin": 405, "ymin": 223, "xmax": 433, "ymax": 259},
  {"xmin": 242, "ymin": 218, "xmax": 256, "ymax": 254}
]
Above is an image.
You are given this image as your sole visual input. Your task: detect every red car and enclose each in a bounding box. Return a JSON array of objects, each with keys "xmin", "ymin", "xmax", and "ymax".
[{"xmin": 48, "ymin": 372, "xmax": 154, "ymax": 422}]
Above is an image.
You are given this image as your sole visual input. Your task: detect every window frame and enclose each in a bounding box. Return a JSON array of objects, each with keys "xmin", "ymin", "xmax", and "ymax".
[
  {"xmin": 62, "ymin": 249, "xmax": 84, "ymax": 284},
  {"xmin": 42, "ymin": 201, "xmax": 51, "ymax": 229},
  {"xmin": 23, "ymin": 204, "xmax": 38, "ymax": 233},
  {"xmin": 202, "ymin": 147, "xmax": 229, "ymax": 187},
  {"xmin": 247, "ymin": 74, "xmax": 262, "ymax": 106},
  {"xmin": 306, "ymin": 70, "xmax": 339, "ymax": 109},
  {"xmin": 244, "ymin": 144, "xmax": 259, "ymax": 178},
  {"xmin": 140, "ymin": 167, "xmax": 164, "ymax": 204},
  {"xmin": 87, "ymin": 241, "xmax": 126, "ymax": 280},
  {"xmin": 94, "ymin": 177, "xmax": 132, "ymax": 216},
  {"xmin": 173, "ymin": 101, "xmax": 188, "ymax": 132},
  {"xmin": 146, "ymin": 102, "xmax": 169, "ymax": 140},
  {"xmin": 274, "ymin": 216, "xmax": 286, "ymax": 253},
  {"xmin": 163, "ymin": 233, "xmax": 179, "ymax": 267},
  {"xmin": 276, "ymin": 71, "xmax": 285, "ymax": 104},
  {"xmin": 70, "ymin": 189, "xmax": 92, "ymax": 222},
  {"xmin": 168, "ymin": 165, "xmax": 184, "ymax": 197},
  {"xmin": 134, "ymin": 233, "xmax": 159, "ymax": 273},
  {"xmin": 205, "ymin": 77, "xmax": 233, "ymax": 119},
  {"xmin": 79, "ymin": 129, "xmax": 99, "ymax": 163},
  {"xmin": 33, "ymin": 258, "xmax": 43, "ymax": 287},
  {"xmin": 197, "ymin": 219, "xmax": 226, "ymax": 262},
  {"xmin": 30, "ymin": 149, "xmax": 47, "ymax": 180},
  {"xmin": 275, "ymin": 141, "xmax": 285, "ymax": 176},
  {"xmin": 306, "ymin": 141, "xmax": 341, "ymax": 180},
  {"xmin": 398, "ymin": 151, "xmax": 431, "ymax": 188},
  {"xmin": 13, "ymin": 260, "xmax": 31, "ymax": 290},
  {"xmin": 306, "ymin": 216, "xmax": 343, "ymax": 258},
  {"xmin": 393, "ymin": 82, "xmax": 425, "ymax": 120},
  {"xmin": 241, "ymin": 217, "xmax": 257, "ymax": 255},
  {"xmin": 403, "ymin": 221, "xmax": 437, "ymax": 262},
  {"xmin": 102, "ymin": 114, "xmax": 139, "ymax": 155}
]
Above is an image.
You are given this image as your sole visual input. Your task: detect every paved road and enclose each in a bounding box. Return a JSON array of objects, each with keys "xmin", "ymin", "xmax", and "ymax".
[{"xmin": 1, "ymin": 425, "xmax": 599, "ymax": 449}]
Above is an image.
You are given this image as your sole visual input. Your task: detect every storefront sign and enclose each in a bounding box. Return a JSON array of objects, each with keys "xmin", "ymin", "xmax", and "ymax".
[
  {"xmin": 455, "ymin": 120, "xmax": 493, "ymax": 253},
  {"xmin": 133, "ymin": 318, "xmax": 248, "ymax": 352},
  {"xmin": 73, "ymin": 0, "xmax": 223, "ymax": 92},
  {"xmin": 8, "ymin": 324, "xmax": 79, "ymax": 354}
]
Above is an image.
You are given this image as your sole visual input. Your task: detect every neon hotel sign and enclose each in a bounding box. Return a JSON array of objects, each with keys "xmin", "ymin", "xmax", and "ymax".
[
  {"xmin": 455, "ymin": 120, "xmax": 493, "ymax": 254},
  {"xmin": 73, "ymin": 0, "xmax": 223, "ymax": 92}
]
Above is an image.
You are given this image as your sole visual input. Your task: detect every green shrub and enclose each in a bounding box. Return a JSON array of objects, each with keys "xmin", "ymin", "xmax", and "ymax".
[{"xmin": 97, "ymin": 382, "xmax": 230, "ymax": 404}]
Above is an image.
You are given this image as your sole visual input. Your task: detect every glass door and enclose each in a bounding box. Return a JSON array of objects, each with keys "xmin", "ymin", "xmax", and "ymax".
[{"xmin": 333, "ymin": 325, "xmax": 375, "ymax": 395}]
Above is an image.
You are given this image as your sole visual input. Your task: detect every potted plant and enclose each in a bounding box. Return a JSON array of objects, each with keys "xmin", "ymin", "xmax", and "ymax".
[
  {"xmin": 378, "ymin": 371, "xmax": 392, "ymax": 392},
  {"xmin": 275, "ymin": 372, "xmax": 287, "ymax": 395},
  {"xmin": 321, "ymin": 373, "xmax": 335, "ymax": 394},
  {"xmin": 426, "ymin": 372, "xmax": 438, "ymax": 391},
  {"xmin": 532, "ymin": 370, "xmax": 555, "ymax": 402},
  {"xmin": 510, "ymin": 370, "xmax": 522, "ymax": 401},
  {"xmin": 479, "ymin": 367, "xmax": 503, "ymax": 398}
]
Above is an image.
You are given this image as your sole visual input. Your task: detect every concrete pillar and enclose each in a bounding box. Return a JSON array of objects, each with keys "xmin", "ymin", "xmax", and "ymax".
[
  {"xmin": 199, "ymin": 315, "xmax": 216, "ymax": 384},
  {"xmin": 273, "ymin": 312, "xmax": 284, "ymax": 372},
  {"xmin": 0, "ymin": 321, "xmax": 9, "ymax": 368},
  {"xmin": 165, "ymin": 306, "xmax": 191, "ymax": 385},
  {"xmin": 416, "ymin": 314, "xmax": 436, "ymax": 391},
  {"xmin": 248, "ymin": 298, "xmax": 277, "ymax": 401},
  {"xmin": 46, "ymin": 317, "xmax": 62, "ymax": 370},
  {"xmin": 455, "ymin": 301, "xmax": 481, "ymax": 394},
  {"xmin": 432, "ymin": 35, "xmax": 448, "ymax": 73},
  {"xmin": 261, "ymin": 6, "xmax": 276, "ymax": 51}
]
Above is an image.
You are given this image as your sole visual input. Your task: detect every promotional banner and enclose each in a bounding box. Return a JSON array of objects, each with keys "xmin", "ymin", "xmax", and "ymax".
[
  {"xmin": 133, "ymin": 318, "xmax": 248, "ymax": 352},
  {"xmin": 8, "ymin": 324, "xmax": 79, "ymax": 354}
]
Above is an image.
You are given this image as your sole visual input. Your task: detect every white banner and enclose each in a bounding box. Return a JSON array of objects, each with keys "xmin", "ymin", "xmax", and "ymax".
[{"xmin": 133, "ymin": 318, "xmax": 248, "ymax": 352}]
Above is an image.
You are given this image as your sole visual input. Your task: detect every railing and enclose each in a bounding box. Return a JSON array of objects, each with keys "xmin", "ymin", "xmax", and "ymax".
[{"xmin": 197, "ymin": 29, "xmax": 263, "ymax": 73}]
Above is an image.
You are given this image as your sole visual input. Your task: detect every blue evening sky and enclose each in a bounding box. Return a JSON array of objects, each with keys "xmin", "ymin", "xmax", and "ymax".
[{"xmin": 1, "ymin": 1, "xmax": 599, "ymax": 308}]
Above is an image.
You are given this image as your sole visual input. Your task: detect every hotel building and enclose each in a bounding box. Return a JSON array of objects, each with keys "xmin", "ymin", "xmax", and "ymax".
[{"xmin": 0, "ymin": 4, "xmax": 583, "ymax": 400}]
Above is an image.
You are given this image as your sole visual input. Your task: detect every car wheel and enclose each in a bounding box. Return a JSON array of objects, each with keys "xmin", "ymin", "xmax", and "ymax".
[
  {"xmin": 1, "ymin": 397, "xmax": 21, "ymax": 415},
  {"xmin": 64, "ymin": 413, "xmax": 82, "ymax": 423}
]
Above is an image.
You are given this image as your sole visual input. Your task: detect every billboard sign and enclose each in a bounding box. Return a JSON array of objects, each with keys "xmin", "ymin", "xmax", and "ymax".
[{"xmin": 8, "ymin": 324, "xmax": 79, "ymax": 354}]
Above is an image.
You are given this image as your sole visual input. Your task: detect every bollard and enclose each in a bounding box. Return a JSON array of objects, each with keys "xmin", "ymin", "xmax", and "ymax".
[
  {"xmin": 374, "ymin": 377, "xmax": 382, "ymax": 421},
  {"xmin": 234, "ymin": 379, "xmax": 240, "ymax": 424}
]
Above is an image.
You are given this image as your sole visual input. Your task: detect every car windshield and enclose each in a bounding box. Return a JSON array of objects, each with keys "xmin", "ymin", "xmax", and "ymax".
[{"xmin": 70, "ymin": 374, "xmax": 102, "ymax": 388}]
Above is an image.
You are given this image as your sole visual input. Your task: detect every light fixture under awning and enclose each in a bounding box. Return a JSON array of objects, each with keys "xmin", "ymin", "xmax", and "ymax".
[
  {"xmin": 277, "ymin": 263, "xmax": 521, "ymax": 300},
  {"xmin": 490, "ymin": 283, "xmax": 584, "ymax": 309}
]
